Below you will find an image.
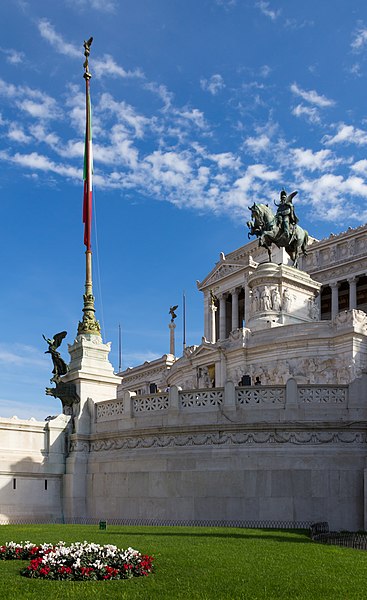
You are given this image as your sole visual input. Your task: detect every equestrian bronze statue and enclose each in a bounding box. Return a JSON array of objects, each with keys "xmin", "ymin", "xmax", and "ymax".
[{"xmin": 247, "ymin": 189, "xmax": 308, "ymax": 268}]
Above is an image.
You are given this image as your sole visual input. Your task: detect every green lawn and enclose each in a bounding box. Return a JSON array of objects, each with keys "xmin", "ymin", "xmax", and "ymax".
[{"xmin": 0, "ymin": 524, "xmax": 366, "ymax": 599}]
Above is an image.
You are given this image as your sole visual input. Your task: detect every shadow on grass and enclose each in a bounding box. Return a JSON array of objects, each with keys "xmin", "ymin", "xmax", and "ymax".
[{"xmin": 105, "ymin": 529, "xmax": 310, "ymax": 544}]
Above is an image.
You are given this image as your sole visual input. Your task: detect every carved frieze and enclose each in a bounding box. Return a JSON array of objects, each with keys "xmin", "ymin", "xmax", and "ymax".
[{"xmin": 86, "ymin": 428, "xmax": 367, "ymax": 453}]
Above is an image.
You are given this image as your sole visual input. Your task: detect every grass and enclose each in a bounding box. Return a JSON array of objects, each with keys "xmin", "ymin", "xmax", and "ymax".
[{"xmin": 0, "ymin": 524, "xmax": 366, "ymax": 599}]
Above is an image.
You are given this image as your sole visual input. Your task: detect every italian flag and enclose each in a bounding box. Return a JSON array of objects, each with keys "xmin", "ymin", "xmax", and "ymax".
[{"xmin": 83, "ymin": 89, "xmax": 93, "ymax": 251}]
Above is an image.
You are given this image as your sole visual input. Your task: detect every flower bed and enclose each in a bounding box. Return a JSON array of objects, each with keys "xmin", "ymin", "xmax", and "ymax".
[{"xmin": 0, "ymin": 540, "xmax": 154, "ymax": 580}]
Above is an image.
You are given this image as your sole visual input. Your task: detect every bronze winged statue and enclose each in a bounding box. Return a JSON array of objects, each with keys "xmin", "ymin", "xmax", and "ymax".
[
  {"xmin": 43, "ymin": 331, "xmax": 69, "ymax": 383},
  {"xmin": 169, "ymin": 305, "xmax": 178, "ymax": 322}
]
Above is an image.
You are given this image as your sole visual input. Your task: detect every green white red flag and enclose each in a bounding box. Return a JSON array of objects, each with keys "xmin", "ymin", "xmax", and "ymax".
[{"xmin": 83, "ymin": 86, "xmax": 93, "ymax": 251}]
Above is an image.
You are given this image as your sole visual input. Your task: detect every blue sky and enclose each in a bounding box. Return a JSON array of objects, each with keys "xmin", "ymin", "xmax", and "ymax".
[{"xmin": 1, "ymin": 0, "xmax": 367, "ymax": 419}]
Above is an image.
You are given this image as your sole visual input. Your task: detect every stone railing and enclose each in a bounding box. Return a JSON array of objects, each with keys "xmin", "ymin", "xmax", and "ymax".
[
  {"xmin": 133, "ymin": 393, "xmax": 169, "ymax": 413},
  {"xmin": 180, "ymin": 389, "xmax": 224, "ymax": 409},
  {"xmin": 95, "ymin": 380, "xmax": 352, "ymax": 424},
  {"xmin": 298, "ymin": 386, "xmax": 347, "ymax": 405},
  {"xmin": 236, "ymin": 386, "xmax": 285, "ymax": 406},
  {"xmin": 96, "ymin": 400, "xmax": 124, "ymax": 421}
]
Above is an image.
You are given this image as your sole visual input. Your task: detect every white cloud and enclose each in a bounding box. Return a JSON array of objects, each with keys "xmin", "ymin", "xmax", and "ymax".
[
  {"xmin": 298, "ymin": 173, "xmax": 367, "ymax": 221},
  {"xmin": 256, "ymin": 1, "xmax": 281, "ymax": 21},
  {"xmin": 145, "ymin": 150, "xmax": 192, "ymax": 188},
  {"xmin": 349, "ymin": 63, "xmax": 362, "ymax": 77},
  {"xmin": 175, "ymin": 107, "xmax": 206, "ymax": 129},
  {"xmin": 0, "ymin": 78, "xmax": 60, "ymax": 120},
  {"xmin": 351, "ymin": 159, "xmax": 367, "ymax": 174},
  {"xmin": 259, "ymin": 65, "xmax": 271, "ymax": 78},
  {"xmin": 0, "ymin": 150, "xmax": 80, "ymax": 180},
  {"xmin": 7, "ymin": 124, "xmax": 31, "ymax": 144},
  {"xmin": 0, "ymin": 344, "xmax": 47, "ymax": 368},
  {"xmin": 244, "ymin": 134, "xmax": 271, "ymax": 154},
  {"xmin": 208, "ymin": 152, "xmax": 241, "ymax": 170},
  {"xmin": 215, "ymin": 0, "xmax": 237, "ymax": 8},
  {"xmin": 291, "ymin": 148, "xmax": 340, "ymax": 172},
  {"xmin": 144, "ymin": 82, "xmax": 173, "ymax": 111},
  {"xmin": 94, "ymin": 55, "xmax": 143, "ymax": 79},
  {"xmin": 323, "ymin": 123, "xmax": 367, "ymax": 146},
  {"xmin": 37, "ymin": 19, "xmax": 79, "ymax": 58},
  {"xmin": 67, "ymin": 0, "xmax": 117, "ymax": 11},
  {"xmin": 234, "ymin": 163, "xmax": 280, "ymax": 192},
  {"xmin": 29, "ymin": 124, "xmax": 60, "ymax": 147},
  {"xmin": 17, "ymin": 98, "xmax": 55, "ymax": 120},
  {"xmin": 200, "ymin": 74, "xmax": 225, "ymax": 95},
  {"xmin": 98, "ymin": 93, "xmax": 149, "ymax": 138},
  {"xmin": 1, "ymin": 48, "xmax": 25, "ymax": 65},
  {"xmin": 290, "ymin": 83, "xmax": 335, "ymax": 108},
  {"xmin": 292, "ymin": 104, "xmax": 320, "ymax": 124},
  {"xmin": 351, "ymin": 25, "xmax": 367, "ymax": 51}
]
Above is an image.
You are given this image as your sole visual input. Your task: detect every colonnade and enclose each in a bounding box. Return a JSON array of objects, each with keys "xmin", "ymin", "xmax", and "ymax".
[
  {"xmin": 204, "ymin": 273, "xmax": 367, "ymax": 342},
  {"xmin": 320, "ymin": 275, "xmax": 366, "ymax": 319},
  {"xmin": 206, "ymin": 287, "xmax": 246, "ymax": 342}
]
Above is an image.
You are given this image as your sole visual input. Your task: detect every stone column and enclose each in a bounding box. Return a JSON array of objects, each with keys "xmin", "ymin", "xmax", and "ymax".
[
  {"xmin": 315, "ymin": 292, "xmax": 321, "ymax": 317},
  {"xmin": 331, "ymin": 282, "xmax": 340, "ymax": 319},
  {"xmin": 169, "ymin": 321, "xmax": 176, "ymax": 355},
  {"xmin": 204, "ymin": 291, "xmax": 210, "ymax": 340},
  {"xmin": 209, "ymin": 303, "xmax": 217, "ymax": 343},
  {"xmin": 231, "ymin": 288, "xmax": 239, "ymax": 331},
  {"xmin": 219, "ymin": 293, "xmax": 227, "ymax": 340},
  {"xmin": 244, "ymin": 281, "xmax": 251, "ymax": 325},
  {"xmin": 348, "ymin": 277, "xmax": 358, "ymax": 310}
]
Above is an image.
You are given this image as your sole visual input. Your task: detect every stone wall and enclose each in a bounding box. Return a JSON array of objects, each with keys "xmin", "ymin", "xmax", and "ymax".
[
  {"xmin": 65, "ymin": 377, "xmax": 367, "ymax": 531},
  {"xmin": 0, "ymin": 414, "xmax": 70, "ymax": 523}
]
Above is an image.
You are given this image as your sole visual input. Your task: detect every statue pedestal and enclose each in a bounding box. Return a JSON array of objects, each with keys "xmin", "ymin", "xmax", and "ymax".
[
  {"xmin": 247, "ymin": 262, "xmax": 321, "ymax": 331},
  {"xmin": 62, "ymin": 333, "xmax": 121, "ymax": 435},
  {"xmin": 62, "ymin": 332, "xmax": 121, "ymax": 521},
  {"xmin": 169, "ymin": 322, "xmax": 176, "ymax": 356}
]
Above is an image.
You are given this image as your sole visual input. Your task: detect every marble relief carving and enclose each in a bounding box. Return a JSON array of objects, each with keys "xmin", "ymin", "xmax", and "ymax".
[{"xmin": 82, "ymin": 429, "xmax": 367, "ymax": 453}]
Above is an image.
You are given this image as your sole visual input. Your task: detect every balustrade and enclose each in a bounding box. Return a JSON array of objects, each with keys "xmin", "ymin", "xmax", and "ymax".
[
  {"xmin": 179, "ymin": 389, "xmax": 224, "ymax": 409},
  {"xmin": 236, "ymin": 387, "xmax": 285, "ymax": 406},
  {"xmin": 133, "ymin": 394, "xmax": 169, "ymax": 413},
  {"xmin": 299, "ymin": 386, "xmax": 347, "ymax": 404},
  {"xmin": 95, "ymin": 384, "xmax": 349, "ymax": 422}
]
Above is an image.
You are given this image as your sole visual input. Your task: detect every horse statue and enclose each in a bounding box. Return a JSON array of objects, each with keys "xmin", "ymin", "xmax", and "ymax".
[{"xmin": 247, "ymin": 191, "xmax": 308, "ymax": 268}]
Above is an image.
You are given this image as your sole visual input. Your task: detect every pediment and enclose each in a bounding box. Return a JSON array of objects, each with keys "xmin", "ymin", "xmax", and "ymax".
[
  {"xmin": 198, "ymin": 262, "xmax": 244, "ymax": 289},
  {"xmin": 189, "ymin": 342, "xmax": 219, "ymax": 359}
]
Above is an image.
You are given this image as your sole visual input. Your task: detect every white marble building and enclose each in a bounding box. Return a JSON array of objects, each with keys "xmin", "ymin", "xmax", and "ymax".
[
  {"xmin": 118, "ymin": 224, "xmax": 367, "ymax": 392},
  {"xmin": 3, "ymin": 223, "xmax": 367, "ymax": 530}
]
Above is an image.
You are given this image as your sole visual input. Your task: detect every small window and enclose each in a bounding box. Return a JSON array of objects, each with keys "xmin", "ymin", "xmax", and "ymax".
[
  {"xmin": 13, "ymin": 478, "xmax": 16, "ymax": 490},
  {"xmin": 45, "ymin": 479, "xmax": 48, "ymax": 491}
]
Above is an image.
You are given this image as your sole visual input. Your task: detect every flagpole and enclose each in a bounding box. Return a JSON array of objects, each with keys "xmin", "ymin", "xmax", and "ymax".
[
  {"xmin": 183, "ymin": 290, "xmax": 186, "ymax": 352},
  {"xmin": 77, "ymin": 37, "xmax": 101, "ymax": 338}
]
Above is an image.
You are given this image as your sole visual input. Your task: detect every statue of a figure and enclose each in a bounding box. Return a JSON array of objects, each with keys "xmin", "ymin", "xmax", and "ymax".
[
  {"xmin": 43, "ymin": 331, "xmax": 69, "ymax": 383},
  {"xmin": 210, "ymin": 290, "xmax": 217, "ymax": 307},
  {"xmin": 252, "ymin": 288, "xmax": 260, "ymax": 312},
  {"xmin": 247, "ymin": 189, "xmax": 308, "ymax": 267},
  {"xmin": 271, "ymin": 287, "xmax": 281, "ymax": 311},
  {"xmin": 169, "ymin": 305, "xmax": 178, "ymax": 322},
  {"xmin": 46, "ymin": 380, "xmax": 80, "ymax": 416},
  {"xmin": 274, "ymin": 190, "xmax": 299, "ymax": 238},
  {"xmin": 282, "ymin": 288, "xmax": 292, "ymax": 313},
  {"xmin": 261, "ymin": 286, "xmax": 271, "ymax": 311}
]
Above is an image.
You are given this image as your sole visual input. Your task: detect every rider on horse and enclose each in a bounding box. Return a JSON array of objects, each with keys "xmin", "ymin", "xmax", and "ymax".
[
  {"xmin": 247, "ymin": 189, "xmax": 308, "ymax": 268},
  {"xmin": 274, "ymin": 190, "xmax": 299, "ymax": 242}
]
